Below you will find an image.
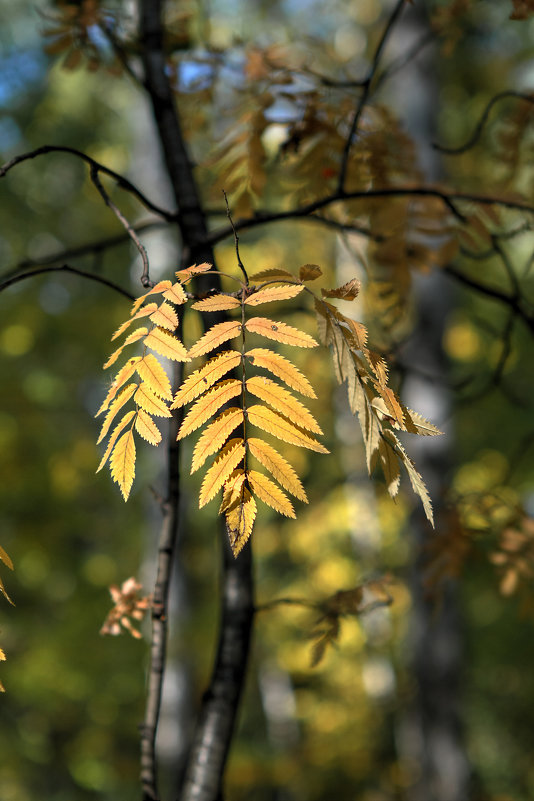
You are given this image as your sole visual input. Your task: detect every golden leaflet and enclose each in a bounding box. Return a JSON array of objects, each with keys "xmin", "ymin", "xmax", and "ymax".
[
  {"xmin": 246, "ymin": 469, "xmax": 295, "ymax": 518},
  {"xmin": 149, "ymin": 302, "xmax": 179, "ymax": 331},
  {"xmin": 177, "ymin": 379, "xmax": 242, "ymax": 440},
  {"xmin": 135, "ymin": 409, "xmax": 162, "ymax": 446},
  {"xmin": 110, "ymin": 429, "xmax": 136, "ymax": 501},
  {"xmin": 247, "ymin": 438, "xmax": 307, "ymax": 502},
  {"xmin": 244, "ymin": 284, "xmax": 303, "ymax": 306},
  {"xmin": 97, "ymin": 383, "xmax": 137, "ymax": 444},
  {"xmin": 246, "ymin": 375, "xmax": 322, "ymax": 434},
  {"xmin": 134, "ymin": 383, "xmax": 172, "ymax": 417},
  {"xmin": 245, "ymin": 317, "xmax": 318, "ymax": 348},
  {"xmin": 191, "ymin": 294, "xmax": 241, "ymax": 312},
  {"xmin": 136, "ymin": 354, "xmax": 173, "ymax": 400},
  {"xmin": 199, "ymin": 439, "xmax": 246, "ymax": 508},
  {"xmin": 247, "ymin": 405, "xmax": 329, "ymax": 454},
  {"xmin": 171, "ymin": 351, "xmax": 241, "ymax": 409},
  {"xmin": 144, "ymin": 326, "xmax": 189, "ymax": 362},
  {"xmin": 188, "ymin": 320, "xmax": 242, "ymax": 360},
  {"xmin": 245, "ymin": 348, "xmax": 316, "ymax": 398},
  {"xmin": 191, "ymin": 408, "xmax": 244, "ymax": 473}
]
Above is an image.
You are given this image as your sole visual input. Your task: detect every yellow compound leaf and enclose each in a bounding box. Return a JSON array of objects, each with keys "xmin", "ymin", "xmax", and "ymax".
[
  {"xmin": 246, "ymin": 375, "xmax": 322, "ymax": 434},
  {"xmin": 162, "ymin": 282, "xmax": 187, "ymax": 305},
  {"xmin": 191, "ymin": 408, "xmax": 244, "ymax": 473},
  {"xmin": 188, "ymin": 320, "xmax": 242, "ymax": 360},
  {"xmin": 131, "ymin": 281, "xmax": 173, "ymax": 315},
  {"xmin": 144, "ymin": 327, "xmax": 189, "ymax": 362},
  {"xmin": 245, "ymin": 284, "xmax": 303, "ymax": 306},
  {"xmin": 321, "ymin": 279, "xmax": 360, "ymax": 301},
  {"xmin": 136, "ymin": 354, "xmax": 173, "ymax": 400},
  {"xmin": 110, "ymin": 428, "xmax": 136, "ymax": 501},
  {"xmin": 219, "ymin": 469, "xmax": 246, "ymax": 513},
  {"xmin": 135, "ymin": 409, "xmax": 162, "ymax": 446},
  {"xmin": 226, "ymin": 485, "xmax": 257, "ymax": 557},
  {"xmin": 247, "ymin": 405, "xmax": 329, "ymax": 453},
  {"xmin": 299, "ymin": 264, "xmax": 322, "ymax": 281},
  {"xmin": 111, "ymin": 304, "xmax": 158, "ymax": 341},
  {"xmin": 103, "ymin": 327, "xmax": 148, "ymax": 370},
  {"xmin": 247, "ymin": 469, "xmax": 295, "ymax": 518},
  {"xmin": 199, "ymin": 438, "xmax": 246, "ymax": 508},
  {"xmin": 96, "ymin": 357, "xmax": 141, "ymax": 416},
  {"xmin": 96, "ymin": 410, "xmax": 136, "ymax": 473},
  {"xmin": 175, "ymin": 262, "xmax": 212, "ymax": 282},
  {"xmin": 191, "ymin": 294, "xmax": 241, "ymax": 312},
  {"xmin": 97, "ymin": 383, "xmax": 137, "ymax": 444},
  {"xmin": 178, "ymin": 379, "xmax": 242, "ymax": 440},
  {"xmin": 149, "ymin": 302, "xmax": 179, "ymax": 331},
  {"xmin": 134, "ymin": 383, "xmax": 172, "ymax": 417},
  {"xmin": 0, "ymin": 545, "xmax": 13, "ymax": 571},
  {"xmin": 245, "ymin": 317, "xmax": 318, "ymax": 348},
  {"xmin": 172, "ymin": 351, "xmax": 241, "ymax": 408},
  {"xmin": 246, "ymin": 348, "xmax": 316, "ymax": 398},
  {"xmin": 249, "ymin": 267, "xmax": 296, "ymax": 281},
  {"xmin": 247, "ymin": 437, "xmax": 307, "ymax": 502}
]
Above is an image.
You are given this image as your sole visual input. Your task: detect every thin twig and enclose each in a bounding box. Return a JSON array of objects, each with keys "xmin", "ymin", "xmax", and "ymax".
[
  {"xmin": 223, "ymin": 190, "xmax": 249, "ymax": 285},
  {"xmin": 443, "ymin": 264, "xmax": 534, "ymax": 333},
  {"xmin": 0, "ymin": 145, "xmax": 177, "ymax": 221},
  {"xmin": 337, "ymin": 0, "xmax": 406, "ymax": 194},
  {"xmin": 374, "ymin": 29, "xmax": 436, "ymax": 92},
  {"xmin": 140, "ymin": 359, "xmax": 184, "ymax": 801},
  {"xmin": 434, "ymin": 90, "xmax": 534, "ymax": 155},
  {"xmin": 90, "ymin": 165, "xmax": 152, "ymax": 286},
  {"xmin": 0, "ymin": 263, "xmax": 134, "ymax": 300}
]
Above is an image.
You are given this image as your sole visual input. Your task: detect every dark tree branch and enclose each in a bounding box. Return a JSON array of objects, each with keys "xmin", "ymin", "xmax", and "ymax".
[
  {"xmin": 443, "ymin": 264, "xmax": 534, "ymax": 333},
  {"xmin": 434, "ymin": 90, "xmax": 534, "ymax": 155},
  {"xmin": 139, "ymin": 3, "xmax": 255, "ymax": 800},
  {"xmin": 0, "ymin": 145, "xmax": 177, "ymax": 221},
  {"xmin": 337, "ymin": 0, "xmax": 406, "ymax": 193},
  {"xmin": 207, "ymin": 185, "xmax": 534, "ymax": 248},
  {"xmin": 0, "ymin": 263, "xmax": 134, "ymax": 300}
]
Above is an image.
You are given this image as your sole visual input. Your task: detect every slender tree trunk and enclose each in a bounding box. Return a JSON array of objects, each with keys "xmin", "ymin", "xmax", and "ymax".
[
  {"xmin": 139, "ymin": 3, "xmax": 255, "ymax": 799},
  {"xmin": 392, "ymin": 7, "xmax": 471, "ymax": 799}
]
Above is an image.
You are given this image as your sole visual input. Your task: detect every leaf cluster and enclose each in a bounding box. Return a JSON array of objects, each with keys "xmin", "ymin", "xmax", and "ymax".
[{"xmin": 98, "ymin": 261, "xmax": 441, "ymax": 556}]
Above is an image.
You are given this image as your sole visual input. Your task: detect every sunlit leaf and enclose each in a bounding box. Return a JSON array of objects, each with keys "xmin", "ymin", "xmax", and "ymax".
[{"xmin": 246, "ymin": 317, "xmax": 318, "ymax": 348}]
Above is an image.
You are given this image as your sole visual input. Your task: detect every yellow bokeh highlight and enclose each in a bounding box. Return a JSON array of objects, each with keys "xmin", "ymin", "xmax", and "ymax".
[
  {"xmin": 443, "ymin": 319, "xmax": 481, "ymax": 361},
  {"xmin": 0, "ymin": 324, "xmax": 34, "ymax": 356}
]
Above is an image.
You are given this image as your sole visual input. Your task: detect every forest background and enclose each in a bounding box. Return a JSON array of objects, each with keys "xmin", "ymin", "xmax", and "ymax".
[{"xmin": 1, "ymin": 1, "xmax": 534, "ymax": 800}]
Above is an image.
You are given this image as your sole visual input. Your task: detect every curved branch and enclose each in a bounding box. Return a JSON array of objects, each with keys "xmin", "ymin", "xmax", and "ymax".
[
  {"xmin": 0, "ymin": 263, "xmax": 134, "ymax": 300},
  {"xmin": 0, "ymin": 145, "xmax": 177, "ymax": 221},
  {"xmin": 338, "ymin": 0, "xmax": 406, "ymax": 193},
  {"xmin": 434, "ymin": 90, "xmax": 534, "ymax": 155},
  {"xmin": 207, "ymin": 184, "xmax": 534, "ymax": 248},
  {"xmin": 443, "ymin": 264, "xmax": 534, "ymax": 333},
  {"xmin": 90, "ymin": 164, "xmax": 151, "ymax": 286}
]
